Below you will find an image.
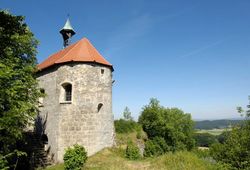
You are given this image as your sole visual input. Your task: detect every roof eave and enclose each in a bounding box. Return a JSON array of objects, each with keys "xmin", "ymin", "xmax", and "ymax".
[{"xmin": 37, "ymin": 61, "xmax": 114, "ymax": 72}]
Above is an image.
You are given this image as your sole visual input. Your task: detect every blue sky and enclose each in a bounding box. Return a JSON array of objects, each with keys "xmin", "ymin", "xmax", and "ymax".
[{"xmin": 1, "ymin": 0, "xmax": 250, "ymax": 120}]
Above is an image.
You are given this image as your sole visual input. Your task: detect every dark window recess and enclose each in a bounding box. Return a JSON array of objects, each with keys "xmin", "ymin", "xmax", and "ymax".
[
  {"xmin": 40, "ymin": 88, "xmax": 45, "ymax": 94},
  {"xmin": 101, "ymin": 69, "xmax": 104, "ymax": 74},
  {"xmin": 98, "ymin": 103, "xmax": 103, "ymax": 112},
  {"xmin": 41, "ymin": 134, "xmax": 48, "ymax": 144},
  {"xmin": 63, "ymin": 83, "xmax": 72, "ymax": 101}
]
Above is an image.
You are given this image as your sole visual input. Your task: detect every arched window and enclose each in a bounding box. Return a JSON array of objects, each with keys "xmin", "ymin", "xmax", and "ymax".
[
  {"xmin": 62, "ymin": 83, "xmax": 72, "ymax": 102},
  {"xmin": 97, "ymin": 103, "xmax": 103, "ymax": 112},
  {"xmin": 40, "ymin": 88, "xmax": 45, "ymax": 94}
]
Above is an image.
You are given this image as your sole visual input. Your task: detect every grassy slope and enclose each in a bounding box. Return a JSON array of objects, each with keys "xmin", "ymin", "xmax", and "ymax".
[
  {"xmin": 86, "ymin": 148, "xmax": 221, "ymax": 170},
  {"xmin": 46, "ymin": 148, "xmax": 220, "ymax": 170},
  {"xmin": 45, "ymin": 131, "xmax": 223, "ymax": 170}
]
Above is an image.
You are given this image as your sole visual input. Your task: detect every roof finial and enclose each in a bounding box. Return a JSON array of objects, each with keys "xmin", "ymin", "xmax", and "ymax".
[{"xmin": 60, "ymin": 16, "xmax": 76, "ymax": 48}]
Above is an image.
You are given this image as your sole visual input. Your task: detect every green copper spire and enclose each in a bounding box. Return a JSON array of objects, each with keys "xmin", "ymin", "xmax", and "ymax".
[{"xmin": 60, "ymin": 18, "xmax": 76, "ymax": 48}]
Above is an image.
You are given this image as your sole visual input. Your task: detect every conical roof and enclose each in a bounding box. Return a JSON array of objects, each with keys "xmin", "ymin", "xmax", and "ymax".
[
  {"xmin": 60, "ymin": 18, "xmax": 75, "ymax": 35},
  {"xmin": 38, "ymin": 37, "xmax": 113, "ymax": 71}
]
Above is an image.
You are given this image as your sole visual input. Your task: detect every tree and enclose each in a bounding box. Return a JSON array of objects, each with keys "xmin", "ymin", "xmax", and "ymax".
[
  {"xmin": 0, "ymin": 10, "xmax": 40, "ymax": 168},
  {"xmin": 194, "ymin": 133, "xmax": 218, "ymax": 147},
  {"xmin": 210, "ymin": 97, "xmax": 250, "ymax": 169},
  {"xmin": 123, "ymin": 106, "xmax": 133, "ymax": 120},
  {"xmin": 138, "ymin": 98, "xmax": 195, "ymax": 152},
  {"xmin": 216, "ymin": 131, "xmax": 230, "ymax": 144}
]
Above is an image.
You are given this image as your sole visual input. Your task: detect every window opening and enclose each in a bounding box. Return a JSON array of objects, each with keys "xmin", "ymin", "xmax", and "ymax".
[
  {"xmin": 98, "ymin": 103, "xmax": 103, "ymax": 112},
  {"xmin": 62, "ymin": 83, "xmax": 72, "ymax": 101},
  {"xmin": 101, "ymin": 69, "xmax": 104, "ymax": 75}
]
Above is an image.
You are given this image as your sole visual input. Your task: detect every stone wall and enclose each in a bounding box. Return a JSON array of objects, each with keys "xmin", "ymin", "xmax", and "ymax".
[{"xmin": 37, "ymin": 63, "xmax": 114, "ymax": 162}]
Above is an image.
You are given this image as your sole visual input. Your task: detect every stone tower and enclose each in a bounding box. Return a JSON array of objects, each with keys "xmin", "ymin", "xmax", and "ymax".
[{"xmin": 36, "ymin": 19, "xmax": 114, "ymax": 162}]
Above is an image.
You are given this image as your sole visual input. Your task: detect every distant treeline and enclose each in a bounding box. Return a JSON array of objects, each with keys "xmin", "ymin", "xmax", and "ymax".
[{"xmin": 194, "ymin": 119, "xmax": 243, "ymax": 129}]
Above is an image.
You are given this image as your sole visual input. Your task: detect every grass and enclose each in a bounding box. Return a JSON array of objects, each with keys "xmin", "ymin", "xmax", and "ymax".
[
  {"xmin": 45, "ymin": 164, "xmax": 64, "ymax": 170},
  {"xmin": 45, "ymin": 147, "xmax": 224, "ymax": 170},
  {"xmin": 45, "ymin": 131, "xmax": 225, "ymax": 170}
]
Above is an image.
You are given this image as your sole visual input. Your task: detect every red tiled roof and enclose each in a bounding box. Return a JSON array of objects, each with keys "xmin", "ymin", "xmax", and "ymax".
[{"xmin": 38, "ymin": 37, "xmax": 113, "ymax": 70}]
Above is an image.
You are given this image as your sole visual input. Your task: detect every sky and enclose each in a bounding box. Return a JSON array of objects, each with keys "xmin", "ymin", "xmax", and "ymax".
[{"xmin": 1, "ymin": 0, "xmax": 250, "ymax": 120}]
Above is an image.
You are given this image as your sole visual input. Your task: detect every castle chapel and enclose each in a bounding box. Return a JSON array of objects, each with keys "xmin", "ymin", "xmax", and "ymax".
[{"xmin": 36, "ymin": 19, "xmax": 115, "ymax": 162}]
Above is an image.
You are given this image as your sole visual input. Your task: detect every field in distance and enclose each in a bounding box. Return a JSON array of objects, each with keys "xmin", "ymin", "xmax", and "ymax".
[
  {"xmin": 194, "ymin": 119, "xmax": 243, "ymax": 130},
  {"xmin": 195, "ymin": 128, "xmax": 229, "ymax": 136}
]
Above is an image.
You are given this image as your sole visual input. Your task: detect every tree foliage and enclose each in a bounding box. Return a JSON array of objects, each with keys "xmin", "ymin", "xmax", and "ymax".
[
  {"xmin": 144, "ymin": 136, "xmax": 169, "ymax": 157},
  {"xmin": 63, "ymin": 144, "xmax": 87, "ymax": 170},
  {"xmin": 123, "ymin": 106, "xmax": 133, "ymax": 120},
  {"xmin": 0, "ymin": 10, "xmax": 40, "ymax": 168},
  {"xmin": 194, "ymin": 133, "xmax": 218, "ymax": 147},
  {"xmin": 125, "ymin": 141, "xmax": 141, "ymax": 160},
  {"xmin": 210, "ymin": 98, "xmax": 250, "ymax": 169},
  {"xmin": 216, "ymin": 131, "xmax": 230, "ymax": 144},
  {"xmin": 114, "ymin": 119, "xmax": 139, "ymax": 133},
  {"xmin": 138, "ymin": 98, "xmax": 195, "ymax": 152},
  {"xmin": 210, "ymin": 125, "xmax": 250, "ymax": 169}
]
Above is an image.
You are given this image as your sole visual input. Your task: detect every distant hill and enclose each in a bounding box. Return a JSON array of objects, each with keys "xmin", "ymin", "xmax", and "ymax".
[{"xmin": 194, "ymin": 119, "xmax": 243, "ymax": 130}]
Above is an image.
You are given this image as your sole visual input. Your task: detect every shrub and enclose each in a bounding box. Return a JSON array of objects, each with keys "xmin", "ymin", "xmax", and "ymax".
[
  {"xmin": 216, "ymin": 131, "xmax": 230, "ymax": 144},
  {"xmin": 139, "ymin": 99, "xmax": 195, "ymax": 151},
  {"xmin": 144, "ymin": 139, "xmax": 159, "ymax": 157},
  {"xmin": 0, "ymin": 154, "xmax": 8, "ymax": 170},
  {"xmin": 210, "ymin": 124, "xmax": 250, "ymax": 169},
  {"xmin": 63, "ymin": 144, "xmax": 87, "ymax": 170},
  {"xmin": 194, "ymin": 133, "xmax": 218, "ymax": 147},
  {"xmin": 114, "ymin": 119, "xmax": 139, "ymax": 133},
  {"xmin": 136, "ymin": 130, "xmax": 142, "ymax": 139},
  {"xmin": 139, "ymin": 98, "xmax": 195, "ymax": 151},
  {"xmin": 135, "ymin": 125, "xmax": 147, "ymax": 140},
  {"xmin": 210, "ymin": 99, "xmax": 250, "ymax": 170},
  {"xmin": 125, "ymin": 141, "xmax": 140, "ymax": 160},
  {"xmin": 144, "ymin": 137, "xmax": 169, "ymax": 157}
]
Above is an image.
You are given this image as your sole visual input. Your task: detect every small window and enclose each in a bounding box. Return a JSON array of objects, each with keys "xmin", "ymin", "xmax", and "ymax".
[
  {"xmin": 62, "ymin": 83, "xmax": 72, "ymax": 102},
  {"xmin": 97, "ymin": 103, "xmax": 103, "ymax": 112},
  {"xmin": 101, "ymin": 69, "xmax": 104, "ymax": 75},
  {"xmin": 40, "ymin": 88, "xmax": 45, "ymax": 94}
]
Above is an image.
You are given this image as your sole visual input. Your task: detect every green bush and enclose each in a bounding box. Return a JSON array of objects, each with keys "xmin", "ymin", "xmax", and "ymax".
[
  {"xmin": 216, "ymin": 131, "xmax": 230, "ymax": 144},
  {"xmin": 144, "ymin": 137, "xmax": 169, "ymax": 157},
  {"xmin": 139, "ymin": 98, "xmax": 195, "ymax": 151},
  {"xmin": 0, "ymin": 154, "xmax": 8, "ymax": 170},
  {"xmin": 125, "ymin": 141, "xmax": 140, "ymax": 160},
  {"xmin": 114, "ymin": 119, "xmax": 139, "ymax": 133},
  {"xmin": 210, "ymin": 99, "xmax": 250, "ymax": 170},
  {"xmin": 210, "ymin": 124, "xmax": 250, "ymax": 169},
  {"xmin": 63, "ymin": 144, "xmax": 87, "ymax": 170},
  {"xmin": 194, "ymin": 133, "xmax": 218, "ymax": 147},
  {"xmin": 136, "ymin": 130, "xmax": 142, "ymax": 139}
]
